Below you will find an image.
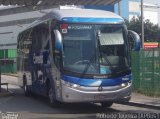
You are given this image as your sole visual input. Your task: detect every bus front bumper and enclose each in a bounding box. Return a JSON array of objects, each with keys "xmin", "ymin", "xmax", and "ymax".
[{"xmin": 60, "ymin": 82, "xmax": 132, "ymax": 103}]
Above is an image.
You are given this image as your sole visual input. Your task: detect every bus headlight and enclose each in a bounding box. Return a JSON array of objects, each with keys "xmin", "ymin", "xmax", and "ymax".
[
  {"xmin": 61, "ymin": 80, "xmax": 80, "ymax": 88},
  {"xmin": 121, "ymin": 83, "xmax": 126, "ymax": 87},
  {"xmin": 121, "ymin": 81, "xmax": 132, "ymax": 87}
]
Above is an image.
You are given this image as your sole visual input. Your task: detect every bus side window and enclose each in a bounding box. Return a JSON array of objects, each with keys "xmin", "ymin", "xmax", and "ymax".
[
  {"xmin": 51, "ymin": 29, "xmax": 55, "ymax": 56},
  {"xmin": 51, "ymin": 22, "xmax": 60, "ymax": 69},
  {"xmin": 32, "ymin": 23, "xmax": 49, "ymax": 55},
  {"xmin": 51, "ymin": 31, "xmax": 59, "ymax": 68},
  {"xmin": 32, "ymin": 27, "xmax": 42, "ymax": 52},
  {"xmin": 31, "ymin": 23, "xmax": 50, "ymax": 81},
  {"xmin": 41, "ymin": 26, "xmax": 49, "ymax": 50},
  {"xmin": 23, "ymin": 29, "xmax": 33, "ymax": 71}
]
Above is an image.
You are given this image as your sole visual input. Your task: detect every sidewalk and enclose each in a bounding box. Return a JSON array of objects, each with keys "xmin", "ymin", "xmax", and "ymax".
[
  {"xmin": 131, "ymin": 93, "xmax": 160, "ymax": 107},
  {"xmin": 117, "ymin": 93, "xmax": 160, "ymax": 110},
  {"xmin": 0, "ymin": 74, "xmax": 17, "ymax": 97},
  {"xmin": 2, "ymin": 73, "xmax": 18, "ymax": 77}
]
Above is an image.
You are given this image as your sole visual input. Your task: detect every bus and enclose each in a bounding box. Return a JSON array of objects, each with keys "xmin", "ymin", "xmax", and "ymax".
[{"xmin": 17, "ymin": 8, "xmax": 141, "ymax": 107}]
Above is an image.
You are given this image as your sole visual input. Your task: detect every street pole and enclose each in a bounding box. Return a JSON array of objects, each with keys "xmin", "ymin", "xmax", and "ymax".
[
  {"xmin": 118, "ymin": 1, "xmax": 121, "ymax": 16},
  {"xmin": 141, "ymin": 0, "xmax": 144, "ymax": 49}
]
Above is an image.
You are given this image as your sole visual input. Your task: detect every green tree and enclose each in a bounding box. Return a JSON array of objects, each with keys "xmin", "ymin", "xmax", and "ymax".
[{"xmin": 125, "ymin": 16, "xmax": 160, "ymax": 42}]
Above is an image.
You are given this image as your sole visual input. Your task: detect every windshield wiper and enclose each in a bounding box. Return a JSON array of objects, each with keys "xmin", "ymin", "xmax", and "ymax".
[{"xmin": 80, "ymin": 53, "xmax": 96, "ymax": 78}]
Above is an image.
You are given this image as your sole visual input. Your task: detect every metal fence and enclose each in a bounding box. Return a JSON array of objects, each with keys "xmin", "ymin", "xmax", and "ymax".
[
  {"xmin": 0, "ymin": 63, "xmax": 17, "ymax": 73},
  {"xmin": 132, "ymin": 48, "xmax": 160, "ymax": 96},
  {"xmin": 0, "ymin": 49, "xmax": 17, "ymax": 73}
]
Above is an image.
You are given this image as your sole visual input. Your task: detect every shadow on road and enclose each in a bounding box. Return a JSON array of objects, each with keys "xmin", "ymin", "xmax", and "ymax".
[
  {"xmin": 0, "ymin": 86, "xmax": 159, "ymax": 116},
  {"xmin": 0, "ymin": 86, "xmax": 120, "ymax": 114},
  {"xmin": 25, "ymin": 93, "xmax": 121, "ymax": 114}
]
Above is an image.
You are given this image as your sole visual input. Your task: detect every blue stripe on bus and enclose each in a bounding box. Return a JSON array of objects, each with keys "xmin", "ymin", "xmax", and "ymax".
[
  {"xmin": 61, "ymin": 74, "xmax": 131, "ymax": 87},
  {"xmin": 61, "ymin": 17, "xmax": 124, "ymax": 24}
]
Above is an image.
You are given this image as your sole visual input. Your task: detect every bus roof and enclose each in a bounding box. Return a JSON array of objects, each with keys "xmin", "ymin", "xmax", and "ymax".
[
  {"xmin": 52, "ymin": 9, "xmax": 123, "ymax": 20},
  {"xmin": 22, "ymin": 8, "xmax": 124, "ymax": 32}
]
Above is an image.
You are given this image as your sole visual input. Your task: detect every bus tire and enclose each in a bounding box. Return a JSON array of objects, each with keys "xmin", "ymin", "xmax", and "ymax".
[
  {"xmin": 48, "ymin": 85, "xmax": 61, "ymax": 107},
  {"xmin": 100, "ymin": 102, "xmax": 113, "ymax": 108}
]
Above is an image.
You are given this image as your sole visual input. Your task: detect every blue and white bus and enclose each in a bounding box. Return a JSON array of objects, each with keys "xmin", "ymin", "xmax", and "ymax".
[{"xmin": 17, "ymin": 8, "xmax": 140, "ymax": 107}]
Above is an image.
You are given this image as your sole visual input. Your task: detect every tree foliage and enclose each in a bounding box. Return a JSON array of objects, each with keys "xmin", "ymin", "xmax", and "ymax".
[{"xmin": 125, "ymin": 16, "xmax": 160, "ymax": 42}]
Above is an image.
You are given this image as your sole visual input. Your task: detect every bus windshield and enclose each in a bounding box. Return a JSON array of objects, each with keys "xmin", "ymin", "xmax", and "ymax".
[{"xmin": 61, "ymin": 24, "xmax": 129, "ymax": 76}]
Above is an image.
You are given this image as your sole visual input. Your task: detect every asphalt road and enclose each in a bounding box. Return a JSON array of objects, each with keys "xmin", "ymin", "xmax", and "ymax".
[{"xmin": 0, "ymin": 75, "xmax": 160, "ymax": 119}]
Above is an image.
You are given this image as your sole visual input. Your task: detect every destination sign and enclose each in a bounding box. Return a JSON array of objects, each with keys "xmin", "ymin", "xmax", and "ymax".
[{"xmin": 68, "ymin": 25, "xmax": 92, "ymax": 30}]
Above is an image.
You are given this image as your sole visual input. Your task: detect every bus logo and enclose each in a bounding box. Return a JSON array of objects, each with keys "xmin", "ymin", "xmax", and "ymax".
[{"xmin": 98, "ymin": 86, "xmax": 103, "ymax": 91}]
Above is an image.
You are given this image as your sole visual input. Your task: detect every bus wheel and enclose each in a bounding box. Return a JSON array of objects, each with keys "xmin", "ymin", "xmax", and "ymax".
[
  {"xmin": 48, "ymin": 86, "xmax": 61, "ymax": 107},
  {"xmin": 100, "ymin": 102, "xmax": 113, "ymax": 108}
]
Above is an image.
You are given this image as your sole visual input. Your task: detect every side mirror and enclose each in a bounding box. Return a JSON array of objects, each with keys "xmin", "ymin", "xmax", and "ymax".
[
  {"xmin": 128, "ymin": 30, "xmax": 141, "ymax": 51},
  {"xmin": 54, "ymin": 30, "xmax": 62, "ymax": 52}
]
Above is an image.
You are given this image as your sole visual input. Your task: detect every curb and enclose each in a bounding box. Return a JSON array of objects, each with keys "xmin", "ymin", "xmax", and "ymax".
[
  {"xmin": 117, "ymin": 101, "xmax": 160, "ymax": 110},
  {"xmin": 2, "ymin": 73, "xmax": 18, "ymax": 77}
]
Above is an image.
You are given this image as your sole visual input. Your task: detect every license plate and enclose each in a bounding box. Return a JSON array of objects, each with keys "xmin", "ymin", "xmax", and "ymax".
[{"xmin": 94, "ymin": 95, "xmax": 106, "ymax": 100}]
